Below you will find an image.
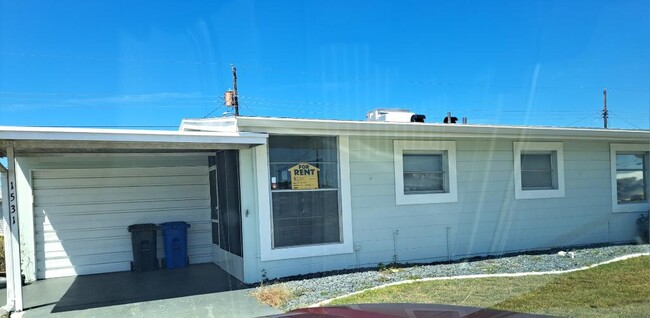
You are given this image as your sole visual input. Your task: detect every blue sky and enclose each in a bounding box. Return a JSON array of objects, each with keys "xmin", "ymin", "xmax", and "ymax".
[{"xmin": 0, "ymin": 0, "xmax": 649, "ymax": 129}]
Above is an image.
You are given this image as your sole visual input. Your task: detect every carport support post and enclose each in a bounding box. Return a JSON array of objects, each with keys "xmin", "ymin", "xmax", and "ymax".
[
  {"xmin": 0, "ymin": 163, "xmax": 15, "ymax": 315},
  {"xmin": 2, "ymin": 142, "xmax": 24, "ymax": 312}
]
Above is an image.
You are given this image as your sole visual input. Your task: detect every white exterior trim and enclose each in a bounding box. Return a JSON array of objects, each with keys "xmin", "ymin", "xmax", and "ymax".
[
  {"xmin": 257, "ymin": 137, "xmax": 354, "ymax": 262},
  {"xmin": 513, "ymin": 142, "xmax": 565, "ymax": 200},
  {"xmin": 4, "ymin": 144, "xmax": 24, "ymax": 311},
  {"xmin": 182, "ymin": 116, "xmax": 650, "ymax": 142},
  {"xmin": 0, "ymin": 125, "xmax": 266, "ymax": 144},
  {"xmin": 255, "ymin": 144, "xmax": 274, "ymax": 261},
  {"xmin": 610, "ymin": 143, "xmax": 650, "ymax": 213},
  {"xmin": 212, "ymin": 246, "xmax": 244, "ymax": 282},
  {"xmin": 394, "ymin": 140, "xmax": 458, "ymax": 205}
]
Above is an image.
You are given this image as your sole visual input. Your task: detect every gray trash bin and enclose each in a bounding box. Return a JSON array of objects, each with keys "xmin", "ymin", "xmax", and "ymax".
[{"xmin": 128, "ymin": 223, "xmax": 160, "ymax": 272}]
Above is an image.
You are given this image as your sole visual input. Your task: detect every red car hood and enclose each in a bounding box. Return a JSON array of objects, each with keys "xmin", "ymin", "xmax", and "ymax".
[{"xmin": 260, "ymin": 303, "xmax": 554, "ymax": 318}]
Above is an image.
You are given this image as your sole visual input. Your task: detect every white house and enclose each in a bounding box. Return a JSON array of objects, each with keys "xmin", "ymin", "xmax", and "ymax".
[
  {"xmin": 0, "ymin": 189, "xmax": 3, "ymax": 236},
  {"xmin": 1, "ymin": 111, "xmax": 649, "ymax": 311}
]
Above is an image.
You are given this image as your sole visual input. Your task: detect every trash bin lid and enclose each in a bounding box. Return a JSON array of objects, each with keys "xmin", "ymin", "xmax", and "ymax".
[
  {"xmin": 128, "ymin": 223, "xmax": 160, "ymax": 232},
  {"xmin": 160, "ymin": 221, "xmax": 191, "ymax": 229}
]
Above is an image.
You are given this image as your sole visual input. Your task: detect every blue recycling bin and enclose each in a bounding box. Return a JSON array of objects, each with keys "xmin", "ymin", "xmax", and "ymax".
[{"xmin": 160, "ymin": 221, "xmax": 191, "ymax": 269}]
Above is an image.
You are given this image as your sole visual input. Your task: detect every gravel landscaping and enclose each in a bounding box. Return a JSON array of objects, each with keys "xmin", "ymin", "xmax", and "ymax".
[{"xmin": 254, "ymin": 243, "xmax": 650, "ymax": 311}]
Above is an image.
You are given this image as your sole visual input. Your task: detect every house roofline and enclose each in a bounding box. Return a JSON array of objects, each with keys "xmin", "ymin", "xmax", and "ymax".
[
  {"xmin": 181, "ymin": 116, "xmax": 650, "ymax": 142},
  {"xmin": 0, "ymin": 126, "xmax": 268, "ymax": 156}
]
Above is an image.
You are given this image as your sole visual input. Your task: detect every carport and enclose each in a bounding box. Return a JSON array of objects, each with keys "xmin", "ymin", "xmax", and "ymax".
[
  {"xmin": 0, "ymin": 126, "xmax": 267, "ymax": 315},
  {"xmin": 0, "ymin": 263, "xmax": 281, "ymax": 317}
]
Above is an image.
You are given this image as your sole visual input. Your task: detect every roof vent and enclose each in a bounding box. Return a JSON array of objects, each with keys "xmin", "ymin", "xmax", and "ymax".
[
  {"xmin": 443, "ymin": 112, "xmax": 458, "ymax": 124},
  {"xmin": 366, "ymin": 108, "xmax": 415, "ymax": 122},
  {"xmin": 410, "ymin": 114, "xmax": 426, "ymax": 123}
]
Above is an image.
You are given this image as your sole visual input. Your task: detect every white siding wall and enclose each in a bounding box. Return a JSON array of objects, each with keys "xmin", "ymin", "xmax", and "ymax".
[
  {"xmin": 16, "ymin": 154, "xmax": 212, "ymax": 280},
  {"xmin": 253, "ymin": 137, "xmax": 640, "ymax": 281},
  {"xmin": 0, "ymin": 197, "xmax": 3, "ymax": 236}
]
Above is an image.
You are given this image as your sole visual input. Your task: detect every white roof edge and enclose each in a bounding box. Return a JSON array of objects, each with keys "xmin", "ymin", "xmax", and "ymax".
[
  {"xmin": 216, "ymin": 116, "xmax": 650, "ymax": 140},
  {"xmin": 238, "ymin": 116, "xmax": 649, "ymax": 132},
  {"xmin": 0, "ymin": 126, "xmax": 267, "ymax": 144},
  {"xmin": 180, "ymin": 117, "xmax": 238, "ymax": 132}
]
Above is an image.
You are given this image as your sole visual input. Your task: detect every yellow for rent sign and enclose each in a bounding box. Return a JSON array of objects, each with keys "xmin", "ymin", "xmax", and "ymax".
[{"xmin": 289, "ymin": 163, "xmax": 320, "ymax": 190}]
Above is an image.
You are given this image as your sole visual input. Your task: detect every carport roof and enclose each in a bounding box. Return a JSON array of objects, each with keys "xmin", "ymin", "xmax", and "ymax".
[{"xmin": 0, "ymin": 126, "xmax": 268, "ymax": 155}]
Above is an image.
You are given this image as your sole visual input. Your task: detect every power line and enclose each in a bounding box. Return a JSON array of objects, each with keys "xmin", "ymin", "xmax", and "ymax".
[
  {"xmin": 4, "ymin": 51, "xmax": 650, "ymax": 94},
  {"xmin": 7, "ymin": 125, "xmax": 179, "ymax": 128},
  {"xmin": 202, "ymin": 105, "xmax": 224, "ymax": 118},
  {"xmin": 609, "ymin": 112, "xmax": 645, "ymax": 130},
  {"xmin": 564, "ymin": 112, "xmax": 602, "ymax": 127},
  {"xmin": 2, "ymin": 91, "xmax": 641, "ymax": 125},
  {"xmin": 0, "ymin": 51, "xmax": 230, "ymax": 67}
]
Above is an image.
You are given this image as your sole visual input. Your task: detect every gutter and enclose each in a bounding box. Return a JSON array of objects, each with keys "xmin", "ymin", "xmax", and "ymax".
[{"xmin": 188, "ymin": 116, "xmax": 650, "ymax": 142}]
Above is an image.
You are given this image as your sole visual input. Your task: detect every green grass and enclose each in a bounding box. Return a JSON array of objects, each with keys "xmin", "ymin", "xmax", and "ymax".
[{"xmin": 331, "ymin": 256, "xmax": 650, "ymax": 317}]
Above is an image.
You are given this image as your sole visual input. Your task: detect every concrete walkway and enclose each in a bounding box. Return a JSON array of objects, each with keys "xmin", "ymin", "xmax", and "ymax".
[
  {"xmin": 0, "ymin": 264, "xmax": 281, "ymax": 317},
  {"xmin": 11, "ymin": 289, "xmax": 280, "ymax": 318}
]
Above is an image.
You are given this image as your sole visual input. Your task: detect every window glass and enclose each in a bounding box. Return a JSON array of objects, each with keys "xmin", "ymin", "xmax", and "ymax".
[
  {"xmin": 521, "ymin": 171, "xmax": 553, "ymax": 189},
  {"xmin": 272, "ymin": 191, "xmax": 340, "ymax": 248},
  {"xmin": 269, "ymin": 135, "xmax": 341, "ymax": 248},
  {"xmin": 616, "ymin": 154, "xmax": 645, "ymax": 170},
  {"xmin": 616, "ymin": 153, "xmax": 646, "ymax": 203},
  {"xmin": 404, "ymin": 154, "xmax": 443, "ymax": 172},
  {"xmin": 521, "ymin": 154, "xmax": 552, "ymax": 171},
  {"xmin": 403, "ymin": 154, "xmax": 445, "ymax": 194},
  {"xmin": 269, "ymin": 136, "xmax": 338, "ymax": 190},
  {"xmin": 269, "ymin": 162, "xmax": 338, "ymax": 189},
  {"xmin": 269, "ymin": 135, "xmax": 338, "ymax": 163},
  {"xmin": 521, "ymin": 153, "xmax": 555, "ymax": 189}
]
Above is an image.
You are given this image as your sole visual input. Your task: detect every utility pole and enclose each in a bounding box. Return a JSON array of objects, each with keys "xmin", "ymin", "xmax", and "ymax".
[
  {"xmin": 224, "ymin": 65, "xmax": 240, "ymax": 116},
  {"xmin": 602, "ymin": 88, "xmax": 608, "ymax": 129},
  {"xmin": 231, "ymin": 65, "xmax": 239, "ymax": 116}
]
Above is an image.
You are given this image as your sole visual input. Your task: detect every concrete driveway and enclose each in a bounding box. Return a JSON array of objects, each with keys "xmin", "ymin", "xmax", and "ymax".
[{"xmin": 0, "ymin": 264, "xmax": 281, "ymax": 317}]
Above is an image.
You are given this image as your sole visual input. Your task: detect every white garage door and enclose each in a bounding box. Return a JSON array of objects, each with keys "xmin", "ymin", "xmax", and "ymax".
[{"xmin": 33, "ymin": 165, "xmax": 212, "ymax": 279}]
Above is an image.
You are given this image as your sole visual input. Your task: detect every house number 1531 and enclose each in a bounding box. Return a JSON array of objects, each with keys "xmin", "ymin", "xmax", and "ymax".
[{"xmin": 9, "ymin": 181, "xmax": 16, "ymax": 224}]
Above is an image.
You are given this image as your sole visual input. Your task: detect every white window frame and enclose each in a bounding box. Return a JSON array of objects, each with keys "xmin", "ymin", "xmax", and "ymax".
[
  {"xmin": 394, "ymin": 140, "xmax": 458, "ymax": 205},
  {"xmin": 610, "ymin": 143, "xmax": 650, "ymax": 213},
  {"xmin": 255, "ymin": 136, "xmax": 353, "ymax": 261},
  {"xmin": 513, "ymin": 142, "xmax": 565, "ymax": 200}
]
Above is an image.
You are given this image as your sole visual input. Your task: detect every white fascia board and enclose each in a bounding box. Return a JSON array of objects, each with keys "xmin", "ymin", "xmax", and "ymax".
[
  {"xmin": 217, "ymin": 116, "xmax": 650, "ymax": 141},
  {"xmin": 0, "ymin": 126, "xmax": 267, "ymax": 145},
  {"xmin": 179, "ymin": 117, "xmax": 239, "ymax": 132}
]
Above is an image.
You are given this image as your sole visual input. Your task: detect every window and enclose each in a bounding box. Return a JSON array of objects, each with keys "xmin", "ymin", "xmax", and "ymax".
[
  {"xmin": 269, "ymin": 136, "xmax": 341, "ymax": 248},
  {"xmin": 616, "ymin": 154, "xmax": 646, "ymax": 203},
  {"xmin": 520, "ymin": 152, "xmax": 557, "ymax": 190},
  {"xmin": 403, "ymin": 154, "xmax": 446, "ymax": 194},
  {"xmin": 610, "ymin": 144, "xmax": 649, "ymax": 213},
  {"xmin": 514, "ymin": 142, "xmax": 565, "ymax": 199},
  {"xmin": 394, "ymin": 140, "xmax": 458, "ymax": 205}
]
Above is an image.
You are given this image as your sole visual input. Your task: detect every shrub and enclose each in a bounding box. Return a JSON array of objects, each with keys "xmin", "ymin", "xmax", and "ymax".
[{"xmin": 251, "ymin": 284, "xmax": 294, "ymax": 308}]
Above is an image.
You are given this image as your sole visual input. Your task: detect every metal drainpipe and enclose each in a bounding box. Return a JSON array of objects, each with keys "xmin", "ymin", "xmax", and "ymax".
[
  {"xmin": 0, "ymin": 162, "xmax": 14, "ymax": 316},
  {"xmin": 392, "ymin": 230, "xmax": 399, "ymax": 263},
  {"xmin": 446, "ymin": 226, "xmax": 451, "ymax": 261}
]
